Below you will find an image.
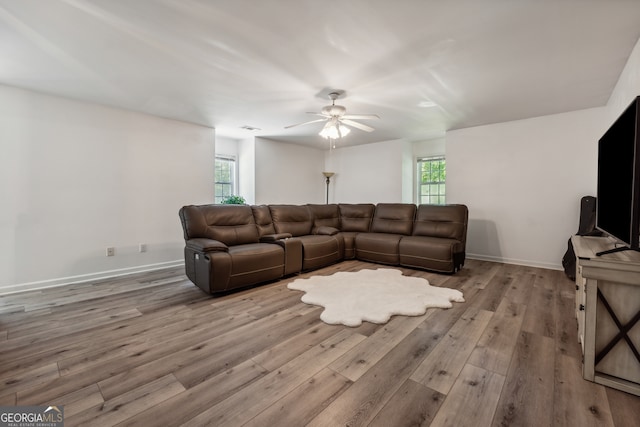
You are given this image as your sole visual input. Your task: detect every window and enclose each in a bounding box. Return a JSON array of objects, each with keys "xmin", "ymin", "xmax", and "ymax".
[
  {"xmin": 417, "ymin": 156, "xmax": 446, "ymax": 205},
  {"xmin": 215, "ymin": 156, "xmax": 236, "ymax": 204}
]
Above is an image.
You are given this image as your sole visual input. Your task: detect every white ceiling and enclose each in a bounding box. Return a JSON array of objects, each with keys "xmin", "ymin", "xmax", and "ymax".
[{"xmin": 2, "ymin": 0, "xmax": 640, "ymax": 149}]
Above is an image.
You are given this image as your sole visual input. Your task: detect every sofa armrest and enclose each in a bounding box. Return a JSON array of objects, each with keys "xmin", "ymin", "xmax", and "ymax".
[
  {"xmin": 186, "ymin": 238, "xmax": 229, "ymax": 253},
  {"xmin": 260, "ymin": 233, "xmax": 293, "ymax": 242},
  {"xmin": 272, "ymin": 237, "xmax": 303, "ymax": 275},
  {"xmin": 314, "ymin": 226, "xmax": 339, "ymax": 236}
]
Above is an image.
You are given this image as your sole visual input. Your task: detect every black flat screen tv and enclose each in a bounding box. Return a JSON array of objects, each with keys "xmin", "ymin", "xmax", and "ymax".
[{"xmin": 596, "ymin": 95, "xmax": 640, "ymax": 255}]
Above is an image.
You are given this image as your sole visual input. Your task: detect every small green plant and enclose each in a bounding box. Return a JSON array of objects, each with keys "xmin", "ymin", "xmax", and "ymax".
[{"xmin": 221, "ymin": 195, "xmax": 246, "ymax": 205}]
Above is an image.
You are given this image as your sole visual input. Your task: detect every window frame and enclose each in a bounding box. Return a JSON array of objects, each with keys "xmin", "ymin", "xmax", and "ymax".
[
  {"xmin": 214, "ymin": 155, "xmax": 237, "ymax": 204},
  {"xmin": 416, "ymin": 156, "xmax": 446, "ymax": 205}
]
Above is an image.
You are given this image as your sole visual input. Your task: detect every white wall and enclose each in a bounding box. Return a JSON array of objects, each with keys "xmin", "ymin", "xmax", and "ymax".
[
  {"xmin": 401, "ymin": 142, "xmax": 414, "ymax": 203},
  {"xmin": 254, "ymin": 138, "xmax": 324, "ymax": 204},
  {"xmin": 413, "ymin": 138, "xmax": 446, "ymax": 159},
  {"xmin": 446, "ymin": 107, "xmax": 608, "ymax": 269},
  {"xmin": 445, "ymin": 35, "xmax": 640, "ymax": 270},
  {"xmin": 0, "ymin": 85, "xmax": 214, "ymax": 292},
  {"xmin": 607, "ymin": 37, "xmax": 640, "ymax": 120},
  {"xmin": 238, "ymin": 137, "xmax": 256, "ymax": 205},
  {"xmin": 324, "ymin": 139, "xmax": 413, "ymax": 203},
  {"xmin": 215, "ymin": 136, "xmax": 238, "ymax": 157}
]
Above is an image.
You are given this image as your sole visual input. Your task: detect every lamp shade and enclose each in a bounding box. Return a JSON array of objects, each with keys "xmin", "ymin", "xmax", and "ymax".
[{"xmin": 319, "ymin": 123, "xmax": 351, "ymax": 139}]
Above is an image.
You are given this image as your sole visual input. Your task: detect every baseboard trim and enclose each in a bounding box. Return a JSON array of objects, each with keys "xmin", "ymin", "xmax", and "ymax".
[
  {"xmin": 0, "ymin": 260, "xmax": 185, "ymax": 296},
  {"xmin": 2, "ymin": 255, "xmax": 562, "ymax": 296},
  {"xmin": 466, "ymin": 253, "xmax": 562, "ymax": 271}
]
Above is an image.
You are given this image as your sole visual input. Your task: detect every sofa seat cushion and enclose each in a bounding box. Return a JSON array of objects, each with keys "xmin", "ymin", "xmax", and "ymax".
[
  {"xmin": 355, "ymin": 233, "xmax": 402, "ymax": 265},
  {"xmin": 296, "ymin": 234, "xmax": 344, "ymax": 271},
  {"xmin": 398, "ymin": 236, "xmax": 463, "ymax": 273},
  {"xmin": 227, "ymin": 243, "xmax": 285, "ymax": 287}
]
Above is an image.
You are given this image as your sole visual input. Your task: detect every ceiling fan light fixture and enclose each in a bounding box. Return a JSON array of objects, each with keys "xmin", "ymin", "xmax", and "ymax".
[
  {"xmin": 286, "ymin": 90, "xmax": 377, "ymax": 139},
  {"xmin": 319, "ymin": 123, "xmax": 351, "ymax": 139}
]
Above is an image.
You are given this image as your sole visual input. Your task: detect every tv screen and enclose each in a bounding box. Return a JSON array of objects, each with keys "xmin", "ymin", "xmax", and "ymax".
[{"xmin": 596, "ymin": 96, "xmax": 640, "ymax": 253}]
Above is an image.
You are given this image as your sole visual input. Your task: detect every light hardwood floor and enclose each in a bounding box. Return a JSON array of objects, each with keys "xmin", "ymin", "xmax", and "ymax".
[{"xmin": 1, "ymin": 259, "xmax": 638, "ymax": 426}]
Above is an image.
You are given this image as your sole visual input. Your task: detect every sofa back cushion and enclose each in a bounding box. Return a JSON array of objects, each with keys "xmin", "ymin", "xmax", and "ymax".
[
  {"xmin": 251, "ymin": 205, "xmax": 276, "ymax": 236},
  {"xmin": 179, "ymin": 205, "xmax": 259, "ymax": 246},
  {"xmin": 308, "ymin": 204, "xmax": 340, "ymax": 229},
  {"xmin": 269, "ymin": 205, "xmax": 313, "ymax": 236},
  {"xmin": 339, "ymin": 204, "xmax": 375, "ymax": 232},
  {"xmin": 413, "ymin": 204, "xmax": 468, "ymax": 245},
  {"xmin": 370, "ymin": 203, "xmax": 416, "ymax": 235}
]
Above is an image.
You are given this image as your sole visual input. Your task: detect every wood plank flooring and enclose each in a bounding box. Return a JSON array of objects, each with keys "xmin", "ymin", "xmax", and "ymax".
[{"xmin": 1, "ymin": 259, "xmax": 638, "ymax": 426}]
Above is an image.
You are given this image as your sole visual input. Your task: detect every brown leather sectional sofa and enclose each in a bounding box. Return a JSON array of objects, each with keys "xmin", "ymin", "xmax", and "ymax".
[{"xmin": 179, "ymin": 203, "xmax": 468, "ymax": 295}]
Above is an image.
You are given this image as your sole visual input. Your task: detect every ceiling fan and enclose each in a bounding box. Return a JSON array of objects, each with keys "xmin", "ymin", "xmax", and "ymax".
[{"xmin": 285, "ymin": 91, "xmax": 379, "ymax": 139}]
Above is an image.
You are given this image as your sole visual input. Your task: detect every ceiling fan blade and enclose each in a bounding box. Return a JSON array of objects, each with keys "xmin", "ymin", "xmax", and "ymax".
[
  {"xmin": 284, "ymin": 118, "xmax": 328, "ymax": 129},
  {"xmin": 341, "ymin": 119, "xmax": 375, "ymax": 132},
  {"xmin": 342, "ymin": 114, "xmax": 380, "ymax": 120}
]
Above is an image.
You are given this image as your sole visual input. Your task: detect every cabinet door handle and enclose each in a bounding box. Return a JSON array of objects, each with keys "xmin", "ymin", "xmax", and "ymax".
[{"xmin": 579, "ymin": 304, "xmax": 585, "ymax": 311}]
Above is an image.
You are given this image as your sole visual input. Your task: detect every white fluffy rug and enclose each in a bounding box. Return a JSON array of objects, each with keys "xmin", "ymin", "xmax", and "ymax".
[{"xmin": 287, "ymin": 268, "xmax": 464, "ymax": 327}]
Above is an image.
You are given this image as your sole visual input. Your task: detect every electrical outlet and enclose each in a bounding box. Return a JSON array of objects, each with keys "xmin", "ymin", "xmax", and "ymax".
[
  {"xmin": 106, "ymin": 247, "xmax": 115, "ymax": 257},
  {"xmin": 139, "ymin": 243, "xmax": 147, "ymax": 253}
]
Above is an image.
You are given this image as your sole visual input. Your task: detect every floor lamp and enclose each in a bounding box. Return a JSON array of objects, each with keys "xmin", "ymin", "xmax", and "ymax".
[{"xmin": 323, "ymin": 172, "xmax": 334, "ymax": 204}]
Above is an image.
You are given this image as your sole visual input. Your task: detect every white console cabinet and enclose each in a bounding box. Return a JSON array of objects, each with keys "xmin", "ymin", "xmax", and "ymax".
[{"xmin": 571, "ymin": 235, "xmax": 640, "ymax": 396}]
